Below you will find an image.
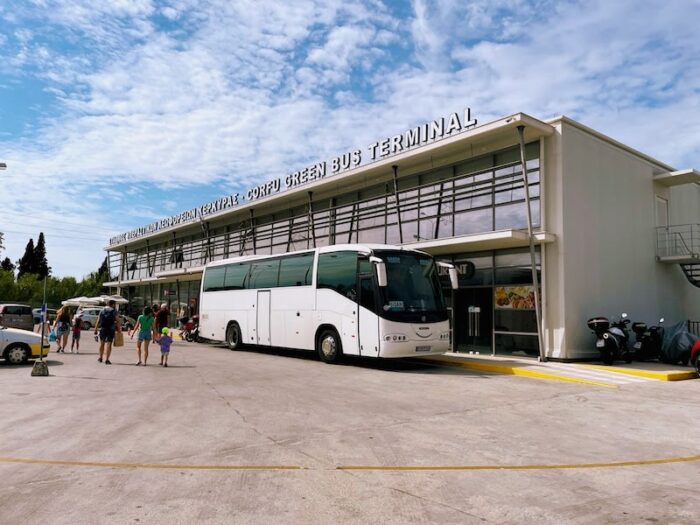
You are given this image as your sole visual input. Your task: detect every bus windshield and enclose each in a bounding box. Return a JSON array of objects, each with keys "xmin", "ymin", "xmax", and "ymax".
[{"xmin": 376, "ymin": 251, "xmax": 447, "ymax": 322}]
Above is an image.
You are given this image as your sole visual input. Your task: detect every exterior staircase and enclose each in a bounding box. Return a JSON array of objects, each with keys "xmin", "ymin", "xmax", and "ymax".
[
  {"xmin": 681, "ymin": 263, "xmax": 700, "ymax": 288},
  {"xmin": 656, "ymin": 224, "xmax": 700, "ymax": 289}
]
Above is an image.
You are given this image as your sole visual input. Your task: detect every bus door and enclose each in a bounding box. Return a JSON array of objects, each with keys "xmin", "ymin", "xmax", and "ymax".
[
  {"xmin": 358, "ymin": 274, "xmax": 380, "ymax": 357},
  {"xmin": 256, "ymin": 290, "xmax": 271, "ymax": 346}
]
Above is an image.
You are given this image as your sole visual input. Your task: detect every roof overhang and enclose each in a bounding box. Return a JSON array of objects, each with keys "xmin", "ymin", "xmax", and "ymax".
[
  {"xmin": 653, "ymin": 169, "xmax": 700, "ymax": 187},
  {"xmin": 405, "ymin": 230, "xmax": 556, "ymax": 256},
  {"xmin": 105, "ymin": 112, "xmax": 555, "ymax": 251}
]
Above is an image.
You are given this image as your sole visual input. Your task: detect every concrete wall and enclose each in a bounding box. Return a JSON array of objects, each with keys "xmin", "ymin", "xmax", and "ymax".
[{"xmin": 553, "ymin": 121, "xmax": 696, "ymax": 358}]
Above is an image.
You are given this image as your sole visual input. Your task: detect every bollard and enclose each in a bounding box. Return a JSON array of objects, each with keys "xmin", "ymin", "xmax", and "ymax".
[{"xmin": 31, "ymin": 360, "xmax": 49, "ymax": 376}]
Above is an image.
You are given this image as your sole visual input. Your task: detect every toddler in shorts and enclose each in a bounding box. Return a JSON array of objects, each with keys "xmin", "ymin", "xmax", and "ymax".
[{"xmin": 157, "ymin": 327, "xmax": 173, "ymax": 367}]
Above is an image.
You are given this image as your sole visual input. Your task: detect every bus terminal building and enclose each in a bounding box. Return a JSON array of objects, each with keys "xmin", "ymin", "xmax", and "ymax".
[{"xmin": 104, "ymin": 110, "xmax": 700, "ymax": 360}]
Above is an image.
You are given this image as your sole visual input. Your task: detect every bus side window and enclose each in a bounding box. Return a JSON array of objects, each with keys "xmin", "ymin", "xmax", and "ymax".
[
  {"xmin": 203, "ymin": 266, "xmax": 226, "ymax": 291},
  {"xmin": 278, "ymin": 253, "xmax": 314, "ymax": 286},
  {"xmin": 317, "ymin": 252, "xmax": 358, "ymax": 299},
  {"xmin": 248, "ymin": 260, "xmax": 280, "ymax": 289},
  {"xmin": 224, "ymin": 263, "xmax": 249, "ymax": 290}
]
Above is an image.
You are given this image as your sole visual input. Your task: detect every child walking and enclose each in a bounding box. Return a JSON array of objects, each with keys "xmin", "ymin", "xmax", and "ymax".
[
  {"xmin": 157, "ymin": 327, "xmax": 173, "ymax": 367},
  {"xmin": 70, "ymin": 314, "xmax": 82, "ymax": 353}
]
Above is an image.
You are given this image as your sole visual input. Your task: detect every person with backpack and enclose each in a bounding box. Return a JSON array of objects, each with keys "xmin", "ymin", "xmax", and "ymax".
[{"xmin": 93, "ymin": 300, "xmax": 121, "ymax": 364}]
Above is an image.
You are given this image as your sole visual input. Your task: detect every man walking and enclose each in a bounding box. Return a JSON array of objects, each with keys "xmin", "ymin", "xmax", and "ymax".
[
  {"xmin": 94, "ymin": 300, "xmax": 119, "ymax": 364},
  {"xmin": 155, "ymin": 303, "xmax": 170, "ymax": 340}
]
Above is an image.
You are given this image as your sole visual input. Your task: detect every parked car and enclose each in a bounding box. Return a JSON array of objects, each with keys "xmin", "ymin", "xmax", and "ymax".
[
  {"xmin": 0, "ymin": 304, "xmax": 34, "ymax": 331},
  {"xmin": 77, "ymin": 307, "xmax": 134, "ymax": 331},
  {"xmin": 1, "ymin": 325, "xmax": 50, "ymax": 364},
  {"xmin": 32, "ymin": 308, "xmax": 57, "ymax": 324},
  {"xmin": 78, "ymin": 307, "xmax": 103, "ymax": 330}
]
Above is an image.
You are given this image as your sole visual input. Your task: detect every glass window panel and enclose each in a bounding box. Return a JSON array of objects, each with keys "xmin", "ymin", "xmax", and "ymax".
[
  {"xmin": 224, "ymin": 263, "xmax": 249, "ymax": 289},
  {"xmin": 358, "ymin": 227, "xmax": 385, "ymax": 244},
  {"xmin": 248, "ymin": 260, "xmax": 280, "ymax": 288},
  {"xmin": 203, "ymin": 266, "xmax": 226, "ymax": 292},
  {"xmin": 495, "ymin": 333, "xmax": 540, "ymax": 356},
  {"xmin": 455, "ymin": 208, "xmax": 492, "ymax": 235},
  {"xmin": 278, "ymin": 253, "xmax": 314, "ymax": 286},
  {"xmin": 495, "ymin": 199, "xmax": 540, "ymax": 230},
  {"xmin": 401, "ymin": 220, "xmax": 418, "ymax": 243},
  {"xmin": 317, "ymin": 251, "xmax": 358, "ymax": 299}
]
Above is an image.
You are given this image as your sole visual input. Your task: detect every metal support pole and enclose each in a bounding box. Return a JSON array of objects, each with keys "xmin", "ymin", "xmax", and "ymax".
[
  {"xmin": 392, "ymin": 165, "xmax": 403, "ymax": 244},
  {"xmin": 517, "ymin": 126, "xmax": 546, "ymax": 362},
  {"xmin": 307, "ymin": 191, "xmax": 316, "ymax": 248}
]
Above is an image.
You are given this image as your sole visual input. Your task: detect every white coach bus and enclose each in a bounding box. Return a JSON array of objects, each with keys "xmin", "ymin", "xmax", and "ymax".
[{"xmin": 199, "ymin": 244, "xmax": 458, "ymax": 363}]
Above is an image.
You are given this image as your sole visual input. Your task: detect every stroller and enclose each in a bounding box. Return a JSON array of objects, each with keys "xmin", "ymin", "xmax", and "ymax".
[{"xmin": 180, "ymin": 315, "xmax": 200, "ymax": 342}]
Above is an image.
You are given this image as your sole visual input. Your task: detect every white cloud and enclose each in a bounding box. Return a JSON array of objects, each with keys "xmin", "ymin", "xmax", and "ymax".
[{"xmin": 0, "ymin": 0, "xmax": 699, "ymax": 277}]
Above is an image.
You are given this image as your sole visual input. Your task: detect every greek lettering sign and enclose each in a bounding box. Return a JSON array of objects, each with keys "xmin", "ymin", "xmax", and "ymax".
[{"xmin": 109, "ymin": 107, "xmax": 477, "ymax": 245}]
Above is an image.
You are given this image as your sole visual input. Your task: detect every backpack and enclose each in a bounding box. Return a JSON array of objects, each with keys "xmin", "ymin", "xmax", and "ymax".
[{"xmin": 100, "ymin": 308, "xmax": 116, "ymax": 330}]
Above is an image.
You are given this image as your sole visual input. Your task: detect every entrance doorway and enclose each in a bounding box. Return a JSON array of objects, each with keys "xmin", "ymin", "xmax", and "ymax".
[{"xmin": 453, "ymin": 288, "xmax": 492, "ymax": 354}]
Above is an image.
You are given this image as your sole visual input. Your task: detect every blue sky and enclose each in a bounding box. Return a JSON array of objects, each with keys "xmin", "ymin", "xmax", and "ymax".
[{"xmin": 1, "ymin": 0, "xmax": 699, "ymax": 277}]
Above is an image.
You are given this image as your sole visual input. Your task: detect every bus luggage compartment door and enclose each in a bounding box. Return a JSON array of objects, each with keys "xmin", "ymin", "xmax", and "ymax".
[{"xmin": 256, "ymin": 290, "xmax": 271, "ymax": 346}]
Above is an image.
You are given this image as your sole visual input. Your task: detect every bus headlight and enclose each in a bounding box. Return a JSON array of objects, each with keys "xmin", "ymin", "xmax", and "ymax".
[{"xmin": 383, "ymin": 334, "xmax": 407, "ymax": 342}]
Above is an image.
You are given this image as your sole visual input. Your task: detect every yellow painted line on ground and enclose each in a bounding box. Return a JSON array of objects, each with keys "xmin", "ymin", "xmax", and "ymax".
[
  {"xmin": 0, "ymin": 456, "xmax": 301, "ymax": 471},
  {"xmin": 578, "ymin": 364, "xmax": 698, "ymax": 382},
  {"xmin": 338, "ymin": 454, "xmax": 700, "ymax": 471},
  {"xmin": 2, "ymin": 454, "xmax": 699, "ymax": 473},
  {"xmin": 416, "ymin": 357, "xmax": 617, "ymax": 388}
]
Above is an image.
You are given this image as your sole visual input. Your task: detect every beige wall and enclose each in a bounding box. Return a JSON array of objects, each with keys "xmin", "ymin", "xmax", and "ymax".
[{"xmin": 546, "ymin": 120, "xmax": 699, "ymax": 359}]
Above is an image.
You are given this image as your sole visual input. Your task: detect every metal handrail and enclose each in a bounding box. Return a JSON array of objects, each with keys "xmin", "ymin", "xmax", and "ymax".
[{"xmin": 656, "ymin": 223, "xmax": 700, "ymax": 258}]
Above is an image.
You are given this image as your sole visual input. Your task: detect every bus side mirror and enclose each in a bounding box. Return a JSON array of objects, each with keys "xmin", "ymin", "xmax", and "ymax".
[
  {"xmin": 370, "ymin": 256, "xmax": 387, "ymax": 287},
  {"xmin": 448, "ymin": 268, "xmax": 459, "ymax": 290},
  {"xmin": 437, "ymin": 261, "xmax": 459, "ymax": 290}
]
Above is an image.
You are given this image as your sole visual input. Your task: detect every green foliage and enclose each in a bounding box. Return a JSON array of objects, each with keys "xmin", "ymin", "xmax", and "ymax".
[
  {"xmin": 35, "ymin": 232, "xmax": 51, "ymax": 278},
  {"xmin": 0, "ymin": 257, "xmax": 14, "ymax": 272},
  {"xmin": 16, "ymin": 238, "xmax": 35, "ymax": 279},
  {"xmin": 0, "ymin": 264, "xmax": 108, "ymax": 308}
]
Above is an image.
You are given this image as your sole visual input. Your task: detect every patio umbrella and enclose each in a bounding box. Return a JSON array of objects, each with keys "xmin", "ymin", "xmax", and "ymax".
[{"xmin": 61, "ymin": 296, "xmax": 101, "ymax": 306}]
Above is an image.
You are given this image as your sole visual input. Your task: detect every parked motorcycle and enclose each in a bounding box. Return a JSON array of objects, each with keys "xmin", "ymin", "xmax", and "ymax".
[
  {"xmin": 631, "ymin": 318, "xmax": 664, "ymax": 361},
  {"xmin": 587, "ymin": 313, "xmax": 633, "ymax": 365},
  {"xmin": 690, "ymin": 339, "xmax": 700, "ymax": 376},
  {"xmin": 182, "ymin": 315, "xmax": 199, "ymax": 342}
]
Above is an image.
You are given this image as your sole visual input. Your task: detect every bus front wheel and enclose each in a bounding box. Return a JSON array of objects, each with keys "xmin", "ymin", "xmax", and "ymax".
[
  {"xmin": 317, "ymin": 329, "xmax": 342, "ymax": 364},
  {"xmin": 226, "ymin": 322, "xmax": 243, "ymax": 351}
]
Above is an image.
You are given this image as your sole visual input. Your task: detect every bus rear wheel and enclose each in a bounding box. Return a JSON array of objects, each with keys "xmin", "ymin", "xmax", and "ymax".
[
  {"xmin": 317, "ymin": 329, "xmax": 342, "ymax": 364},
  {"xmin": 226, "ymin": 322, "xmax": 243, "ymax": 351}
]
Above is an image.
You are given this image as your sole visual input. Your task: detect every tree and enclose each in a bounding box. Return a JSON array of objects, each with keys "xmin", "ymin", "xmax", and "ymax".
[
  {"xmin": 34, "ymin": 232, "xmax": 51, "ymax": 278},
  {"xmin": 16, "ymin": 238, "xmax": 35, "ymax": 279},
  {"xmin": 1, "ymin": 257, "xmax": 15, "ymax": 272}
]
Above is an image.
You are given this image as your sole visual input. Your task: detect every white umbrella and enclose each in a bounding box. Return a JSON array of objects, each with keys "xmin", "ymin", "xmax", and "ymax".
[
  {"xmin": 61, "ymin": 296, "xmax": 101, "ymax": 306},
  {"xmin": 100, "ymin": 294, "xmax": 129, "ymax": 304}
]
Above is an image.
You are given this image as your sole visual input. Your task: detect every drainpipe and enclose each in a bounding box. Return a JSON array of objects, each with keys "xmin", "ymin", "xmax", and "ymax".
[{"xmin": 517, "ymin": 125, "xmax": 546, "ymax": 362}]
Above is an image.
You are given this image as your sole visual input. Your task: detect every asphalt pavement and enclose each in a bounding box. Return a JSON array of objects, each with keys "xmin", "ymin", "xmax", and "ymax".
[{"xmin": 1, "ymin": 335, "xmax": 699, "ymax": 524}]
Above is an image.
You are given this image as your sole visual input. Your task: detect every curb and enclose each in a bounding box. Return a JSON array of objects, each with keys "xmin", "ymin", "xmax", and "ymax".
[
  {"xmin": 415, "ymin": 356, "xmax": 617, "ymax": 388},
  {"xmin": 577, "ymin": 364, "xmax": 698, "ymax": 382}
]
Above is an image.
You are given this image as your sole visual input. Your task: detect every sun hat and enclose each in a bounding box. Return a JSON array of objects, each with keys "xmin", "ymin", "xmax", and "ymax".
[{"xmin": 161, "ymin": 327, "xmax": 169, "ymax": 335}]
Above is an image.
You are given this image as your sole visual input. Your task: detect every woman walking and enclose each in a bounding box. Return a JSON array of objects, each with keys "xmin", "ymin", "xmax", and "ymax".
[
  {"xmin": 53, "ymin": 305, "xmax": 72, "ymax": 353},
  {"xmin": 129, "ymin": 306, "xmax": 155, "ymax": 365}
]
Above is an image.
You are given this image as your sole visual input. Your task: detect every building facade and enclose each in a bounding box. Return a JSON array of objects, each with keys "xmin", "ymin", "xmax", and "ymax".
[{"xmin": 104, "ymin": 111, "xmax": 700, "ymax": 360}]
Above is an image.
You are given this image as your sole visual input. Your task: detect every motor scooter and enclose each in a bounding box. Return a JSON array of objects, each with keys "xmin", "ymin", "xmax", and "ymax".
[
  {"xmin": 182, "ymin": 315, "xmax": 199, "ymax": 342},
  {"xmin": 690, "ymin": 339, "xmax": 700, "ymax": 377},
  {"xmin": 631, "ymin": 318, "xmax": 664, "ymax": 361},
  {"xmin": 587, "ymin": 313, "xmax": 633, "ymax": 365}
]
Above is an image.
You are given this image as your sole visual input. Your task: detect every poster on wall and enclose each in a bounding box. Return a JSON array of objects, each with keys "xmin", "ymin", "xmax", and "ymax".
[{"xmin": 494, "ymin": 286, "xmax": 536, "ymax": 310}]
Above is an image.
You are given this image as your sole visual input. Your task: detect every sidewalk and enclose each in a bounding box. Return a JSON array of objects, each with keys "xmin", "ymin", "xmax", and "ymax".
[{"xmin": 416, "ymin": 352, "xmax": 698, "ymax": 387}]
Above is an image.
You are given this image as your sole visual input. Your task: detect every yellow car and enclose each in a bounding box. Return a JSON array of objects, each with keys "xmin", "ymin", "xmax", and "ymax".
[{"xmin": 0, "ymin": 326, "xmax": 51, "ymax": 365}]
